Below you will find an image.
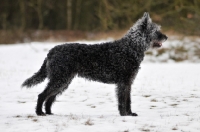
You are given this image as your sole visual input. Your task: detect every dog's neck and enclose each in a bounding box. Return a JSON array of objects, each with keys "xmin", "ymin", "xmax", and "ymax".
[{"xmin": 123, "ymin": 27, "xmax": 151, "ymax": 52}]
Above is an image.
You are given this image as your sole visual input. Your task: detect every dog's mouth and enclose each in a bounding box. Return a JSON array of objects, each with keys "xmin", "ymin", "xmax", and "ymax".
[{"xmin": 153, "ymin": 41, "xmax": 162, "ymax": 48}]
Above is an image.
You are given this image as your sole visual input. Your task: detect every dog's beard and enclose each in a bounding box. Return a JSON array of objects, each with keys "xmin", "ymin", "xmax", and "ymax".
[
  {"xmin": 152, "ymin": 40, "xmax": 162, "ymax": 48},
  {"xmin": 152, "ymin": 38, "xmax": 167, "ymax": 48}
]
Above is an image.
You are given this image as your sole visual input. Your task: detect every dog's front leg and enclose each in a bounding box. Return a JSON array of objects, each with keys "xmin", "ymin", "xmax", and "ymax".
[
  {"xmin": 116, "ymin": 83, "xmax": 134, "ymax": 116},
  {"xmin": 116, "ymin": 83, "xmax": 127, "ymax": 116},
  {"xmin": 126, "ymin": 68, "xmax": 140, "ymax": 116},
  {"xmin": 126, "ymin": 88, "xmax": 138, "ymax": 116},
  {"xmin": 116, "ymin": 82, "xmax": 138, "ymax": 116}
]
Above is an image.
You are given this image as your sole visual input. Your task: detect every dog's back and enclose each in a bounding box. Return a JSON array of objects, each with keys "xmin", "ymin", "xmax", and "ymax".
[{"xmin": 46, "ymin": 40, "xmax": 142, "ymax": 84}]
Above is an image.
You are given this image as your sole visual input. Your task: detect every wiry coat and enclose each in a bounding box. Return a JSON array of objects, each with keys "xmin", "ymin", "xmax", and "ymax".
[{"xmin": 22, "ymin": 12, "xmax": 167, "ymax": 116}]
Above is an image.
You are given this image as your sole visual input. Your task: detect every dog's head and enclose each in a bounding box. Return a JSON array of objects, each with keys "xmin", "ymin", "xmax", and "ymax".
[
  {"xmin": 126, "ymin": 12, "xmax": 168, "ymax": 50},
  {"xmin": 139, "ymin": 12, "xmax": 167, "ymax": 48}
]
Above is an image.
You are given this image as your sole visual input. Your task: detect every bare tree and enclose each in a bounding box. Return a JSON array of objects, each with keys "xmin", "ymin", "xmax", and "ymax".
[
  {"xmin": 28, "ymin": 0, "xmax": 43, "ymax": 29},
  {"xmin": 19, "ymin": 0, "xmax": 26, "ymax": 30},
  {"xmin": 66, "ymin": 0, "xmax": 72, "ymax": 29}
]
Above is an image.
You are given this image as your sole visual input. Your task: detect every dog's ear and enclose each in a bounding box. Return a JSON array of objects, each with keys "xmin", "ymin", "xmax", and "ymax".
[
  {"xmin": 143, "ymin": 12, "xmax": 150, "ymax": 20},
  {"xmin": 141, "ymin": 12, "xmax": 151, "ymax": 30}
]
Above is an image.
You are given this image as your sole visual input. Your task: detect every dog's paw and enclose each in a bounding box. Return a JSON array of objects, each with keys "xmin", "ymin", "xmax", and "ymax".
[
  {"xmin": 120, "ymin": 111, "xmax": 127, "ymax": 116},
  {"xmin": 36, "ymin": 111, "xmax": 46, "ymax": 116},
  {"xmin": 126, "ymin": 111, "xmax": 138, "ymax": 116},
  {"xmin": 126, "ymin": 112, "xmax": 138, "ymax": 116},
  {"xmin": 46, "ymin": 112, "xmax": 54, "ymax": 115},
  {"xmin": 130, "ymin": 113, "xmax": 138, "ymax": 116},
  {"xmin": 120, "ymin": 111, "xmax": 138, "ymax": 116}
]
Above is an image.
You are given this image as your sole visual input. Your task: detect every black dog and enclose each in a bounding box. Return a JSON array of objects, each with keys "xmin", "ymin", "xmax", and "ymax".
[{"xmin": 22, "ymin": 12, "xmax": 167, "ymax": 116}]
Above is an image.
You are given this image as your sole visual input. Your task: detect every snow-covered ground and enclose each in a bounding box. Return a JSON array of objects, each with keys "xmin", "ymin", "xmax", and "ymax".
[
  {"xmin": 0, "ymin": 41, "xmax": 200, "ymax": 132},
  {"xmin": 144, "ymin": 36, "xmax": 200, "ymax": 63}
]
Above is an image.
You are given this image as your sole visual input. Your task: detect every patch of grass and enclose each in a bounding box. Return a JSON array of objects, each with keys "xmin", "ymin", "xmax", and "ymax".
[
  {"xmin": 157, "ymin": 48, "xmax": 168, "ymax": 56},
  {"xmin": 184, "ymin": 113, "xmax": 190, "ymax": 116},
  {"xmin": 169, "ymin": 45, "xmax": 188, "ymax": 62},
  {"xmin": 17, "ymin": 101, "xmax": 26, "ymax": 103},
  {"xmin": 150, "ymin": 99, "xmax": 157, "ymax": 102},
  {"xmin": 140, "ymin": 128, "xmax": 150, "ymax": 132},
  {"xmin": 122, "ymin": 119, "xmax": 126, "ymax": 122},
  {"xmin": 62, "ymin": 122, "xmax": 67, "ymax": 127},
  {"xmin": 170, "ymin": 104, "xmax": 178, "ymax": 107},
  {"xmin": 194, "ymin": 47, "xmax": 200, "ymax": 58},
  {"xmin": 32, "ymin": 119, "xmax": 38, "ymax": 122},
  {"xmin": 143, "ymin": 95, "xmax": 151, "ymax": 98},
  {"xmin": 190, "ymin": 95, "xmax": 198, "ymax": 98},
  {"xmin": 14, "ymin": 115, "xmax": 22, "ymax": 118},
  {"xmin": 149, "ymin": 125, "xmax": 156, "ymax": 128},
  {"xmin": 145, "ymin": 51, "xmax": 153, "ymax": 55},
  {"xmin": 81, "ymin": 98, "xmax": 88, "ymax": 102},
  {"xmin": 27, "ymin": 115, "xmax": 35, "ymax": 118},
  {"xmin": 68, "ymin": 114, "xmax": 79, "ymax": 120},
  {"xmin": 99, "ymin": 115, "xmax": 104, "ymax": 118},
  {"xmin": 84, "ymin": 118, "xmax": 94, "ymax": 126},
  {"xmin": 172, "ymin": 126, "xmax": 178, "ymax": 130},
  {"xmin": 91, "ymin": 106, "xmax": 96, "ymax": 108}
]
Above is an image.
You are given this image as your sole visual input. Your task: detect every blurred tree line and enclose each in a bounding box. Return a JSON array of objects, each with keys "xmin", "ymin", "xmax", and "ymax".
[{"xmin": 1, "ymin": 0, "xmax": 200, "ymax": 35}]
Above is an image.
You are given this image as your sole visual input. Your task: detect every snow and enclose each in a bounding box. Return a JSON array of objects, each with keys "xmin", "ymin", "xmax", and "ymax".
[
  {"xmin": 0, "ymin": 41, "xmax": 200, "ymax": 132},
  {"xmin": 144, "ymin": 37, "xmax": 200, "ymax": 63}
]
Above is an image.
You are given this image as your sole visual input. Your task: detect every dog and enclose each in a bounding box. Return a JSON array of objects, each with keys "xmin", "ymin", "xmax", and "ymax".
[{"xmin": 22, "ymin": 12, "xmax": 167, "ymax": 116}]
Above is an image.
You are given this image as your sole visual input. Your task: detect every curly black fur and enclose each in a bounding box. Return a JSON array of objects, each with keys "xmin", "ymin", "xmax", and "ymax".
[{"xmin": 22, "ymin": 12, "xmax": 167, "ymax": 116}]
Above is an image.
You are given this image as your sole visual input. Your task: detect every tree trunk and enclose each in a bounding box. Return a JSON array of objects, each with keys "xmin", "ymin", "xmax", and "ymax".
[
  {"xmin": 37, "ymin": 0, "xmax": 43, "ymax": 29},
  {"xmin": 66, "ymin": 0, "xmax": 72, "ymax": 29},
  {"xmin": 19, "ymin": 0, "xmax": 26, "ymax": 30}
]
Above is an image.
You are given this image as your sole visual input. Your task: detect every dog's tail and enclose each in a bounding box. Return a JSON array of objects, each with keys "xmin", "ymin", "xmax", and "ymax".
[{"xmin": 22, "ymin": 58, "xmax": 47, "ymax": 88}]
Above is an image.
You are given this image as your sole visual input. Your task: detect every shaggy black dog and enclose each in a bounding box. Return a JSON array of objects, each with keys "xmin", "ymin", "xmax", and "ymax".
[{"xmin": 22, "ymin": 12, "xmax": 167, "ymax": 116}]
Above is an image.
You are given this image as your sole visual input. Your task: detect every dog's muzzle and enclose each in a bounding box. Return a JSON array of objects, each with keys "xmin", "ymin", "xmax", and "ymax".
[{"xmin": 153, "ymin": 35, "xmax": 168, "ymax": 48}]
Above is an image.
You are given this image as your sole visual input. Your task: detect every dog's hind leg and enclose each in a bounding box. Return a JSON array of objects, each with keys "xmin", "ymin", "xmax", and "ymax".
[
  {"xmin": 44, "ymin": 74, "xmax": 75, "ymax": 115},
  {"xmin": 36, "ymin": 77, "xmax": 71, "ymax": 116},
  {"xmin": 44, "ymin": 83, "xmax": 71, "ymax": 115},
  {"xmin": 36, "ymin": 80, "xmax": 60, "ymax": 116},
  {"xmin": 44, "ymin": 94, "xmax": 57, "ymax": 115}
]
